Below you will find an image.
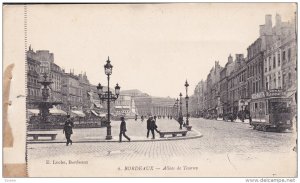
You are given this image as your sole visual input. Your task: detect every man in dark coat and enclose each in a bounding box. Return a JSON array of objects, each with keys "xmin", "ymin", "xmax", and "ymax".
[
  {"xmin": 178, "ymin": 115, "xmax": 183, "ymax": 129},
  {"xmin": 119, "ymin": 116, "xmax": 131, "ymax": 142},
  {"xmin": 146, "ymin": 116, "xmax": 152, "ymax": 138},
  {"xmin": 63, "ymin": 115, "xmax": 74, "ymax": 146},
  {"xmin": 150, "ymin": 116, "xmax": 160, "ymax": 139}
]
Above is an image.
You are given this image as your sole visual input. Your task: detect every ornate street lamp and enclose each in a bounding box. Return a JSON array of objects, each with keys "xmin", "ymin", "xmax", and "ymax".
[
  {"xmin": 174, "ymin": 98, "xmax": 179, "ymax": 118},
  {"xmin": 182, "ymin": 80, "xmax": 192, "ymax": 131},
  {"xmin": 176, "ymin": 98, "xmax": 179, "ymax": 117},
  {"xmin": 97, "ymin": 57, "xmax": 120, "ymax": 140},
  {"xmin": 179, "ymin": 92, "xmax": 183, "ymax": 121},
  {"xmin": 185, "ymin": 80, "xmax": 190, "ymax": 126}
]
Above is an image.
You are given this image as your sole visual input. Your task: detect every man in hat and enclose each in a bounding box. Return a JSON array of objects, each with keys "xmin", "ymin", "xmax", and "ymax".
[
  {"xmin": 63, "ymin": 115, "xmax": 74, "ymax": 146},
  {"xmin": 150, "ymin": 116, "xmax": 160, "ymax": 139},
  {"xmin": 119, "ymin": 116, "xmax": 131, "ymax": 142},
  {"xmin": 146, "ymin": 115, "xmax": 153, "ymax": 138},
  {"xmin": 178, "ymin": 115, "xmax": 183, "ymax": 130}
]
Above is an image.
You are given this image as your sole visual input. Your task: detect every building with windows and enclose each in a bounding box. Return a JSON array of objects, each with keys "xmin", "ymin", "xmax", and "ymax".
[
  {"xmin": 114, "ymin": 95, "xmax": 136, "ymax": 117},
  {"xmin": 194, "ymin": 80, "xmax": 206, "ymax": 116},
  {"xmin": 26, "ymin": 47, "xmax": 42, "ymax": 109},
  {"xmin": 61, "ymin": 72, "xmax": 83, "ymax": 113},
  {"xmin": 27, "ymin": 48, "xmax": 63, "ymax": 104},
  {"xmin": 204, "ymin": 61, "xmax": 223, "ymax": 118},
  {"xmin": 228, "ymin": 54, "xmax": 248, "ymax": 114},
  {"xmin": 78, "ymin": 72, "xmax": 91, "ymax": 113},
  {"xmin": 264, "ymin": 14, "xmax": 296, "ymax": 92}
]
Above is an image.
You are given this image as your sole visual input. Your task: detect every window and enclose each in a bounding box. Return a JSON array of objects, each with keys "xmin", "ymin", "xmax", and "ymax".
[
  {"xmin": 282, "ymin": 51, "xmax": 286, "ymax": 61},
  {"xmin": 278, "ymin": 73, "xmax": 281, "ymax": 89},
  {"xmin": 282, "ymin": 74, "xmax": 286, "ymax": 88},
  {"xmin": 274, "ymin": 77, "xmax": 276, "ymax": 88},
  {"xmin": 269, "ymin": 57, "xmax": 271, "ymax": 71},
  {"xmin": 253, "ymin": 82, "xmax": 255, "ymax": 93},
  {"xmin": 278, "ymin": 53, "xmax": 281, "ymax": 66},
  {"xmin": 288, "ymin": 48, "xmax": 291, "ymax": 61},
  {"xmin": 273, "ymin": 56, "xmax": 276, "ymax": 69},
  {"xmin": 288, "ymin": 72, "xmax": 292, "ymax": 85}
]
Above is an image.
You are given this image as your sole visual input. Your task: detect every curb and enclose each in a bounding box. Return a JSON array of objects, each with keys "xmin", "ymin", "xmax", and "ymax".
[{"xmin": 27, "ymin": 130, "xmax": 203, "ymax": 144}]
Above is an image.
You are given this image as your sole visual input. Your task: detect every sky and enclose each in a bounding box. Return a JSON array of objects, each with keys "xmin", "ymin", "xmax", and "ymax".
[{"xmin": 27, "ymin": 3, "xmax": 296, "ymax": 98}]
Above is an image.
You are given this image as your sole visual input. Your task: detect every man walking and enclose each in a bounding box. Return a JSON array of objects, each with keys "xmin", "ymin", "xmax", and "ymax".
[
  {"xmin": 63, "ymin": 115, "xmax": 74, "ymax": 146},
  {"xmin": 178, "ymin": 115, "xmax": 183, "ymax": 130},
  {"xmin": 146, "ymin": 115, "xmax": 152, "ymax": 138},
  {"xmin": 119, "ymin": 116, "xmax": 131, "ymax": 142},
  {"xmin": 150, "ymin": 116, "xmax": 160, "ymax": 139}
]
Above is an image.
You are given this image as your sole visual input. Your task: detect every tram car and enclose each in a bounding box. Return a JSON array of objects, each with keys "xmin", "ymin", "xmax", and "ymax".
[{"xmin": 249, "ymin": 89, "xmax": 293, "ymax": 132}]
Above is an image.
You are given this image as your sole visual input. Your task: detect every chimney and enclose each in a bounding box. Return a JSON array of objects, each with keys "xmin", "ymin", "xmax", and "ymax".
[
  {"xmin": 265, "ymin": 14, "xmax": 272, "ymax": 35},
  {"xmin": 275, "ymin": 13, "xmax": 281, "ymax": 26},
  {"xmin": 228, "ymin": 54, "xmax": 233, "ymax": 63},
  {"xmin": 260, "ymin": 24, "xmax": 267, "ymax": 36}
]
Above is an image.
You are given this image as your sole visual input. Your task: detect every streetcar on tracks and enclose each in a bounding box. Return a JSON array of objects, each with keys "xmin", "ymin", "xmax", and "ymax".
[{"xmin": 249, "ymin": 89, "xmax": 293, "ymax": 132}]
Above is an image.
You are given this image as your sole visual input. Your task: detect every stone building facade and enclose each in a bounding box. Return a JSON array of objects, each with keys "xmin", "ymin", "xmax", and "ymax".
[
  {"xmin": 193, "ymin": 13, "xmax": 296, "ymax": 120},
  {"xmin": 27, "ymin": 48, "xmax": 63, "ymax": 104},
  {"xmin": 61, "ymin": 72, "xmax": 83, "ymax": 112},
  {"xmin": 26, "ymin": 48, "xmax": 42, "ymax": 109}
]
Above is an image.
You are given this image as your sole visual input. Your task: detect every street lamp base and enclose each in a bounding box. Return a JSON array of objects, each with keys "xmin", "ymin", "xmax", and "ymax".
[
  {"xmin": 186, "ymin": 125, "xmax": 192, "ymax": 131},
  {"xmin": 105, "ymin": 135, "xmax": 112, "ymax": 140}
]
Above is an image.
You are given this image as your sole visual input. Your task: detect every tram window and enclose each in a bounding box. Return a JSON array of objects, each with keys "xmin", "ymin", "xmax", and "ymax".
[
  {"xmin": 269, "ymin": 102, "xmax": 290, "ymax": 113},
  {"xmin": 261, "ymin": 102, "xmax": 265, "ymax": 114}
]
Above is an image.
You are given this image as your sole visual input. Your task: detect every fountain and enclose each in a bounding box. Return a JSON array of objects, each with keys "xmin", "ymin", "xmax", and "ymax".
[{"xmin": 31, "ymin": 73, "xmax": 62, "ymax": 123}]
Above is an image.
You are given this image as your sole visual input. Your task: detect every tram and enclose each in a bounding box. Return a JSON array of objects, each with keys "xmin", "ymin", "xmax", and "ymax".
[{"xmin": 249, "ymin": 89, "xmax": 292, "ymax": 132}]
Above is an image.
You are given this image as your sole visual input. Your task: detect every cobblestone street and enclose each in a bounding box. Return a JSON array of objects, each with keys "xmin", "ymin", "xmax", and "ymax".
[{"xmin": 27, "ymin": 118, "xmax": 297, "ymax": 177}]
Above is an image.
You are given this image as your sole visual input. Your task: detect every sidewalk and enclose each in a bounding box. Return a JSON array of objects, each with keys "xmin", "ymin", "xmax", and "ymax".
[
  {"xmin": 216, "ymin": 118, "xmax": 250, "ymax": 124},
  {"xmin": 27, "ymin": 118, "xmax": 202, "ymax": 143}
]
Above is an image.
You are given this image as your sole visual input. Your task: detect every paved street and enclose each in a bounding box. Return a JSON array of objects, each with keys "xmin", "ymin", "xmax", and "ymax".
[{"xmin": 27, "ymin": 118, "xmax": 297, "ymax": 177}]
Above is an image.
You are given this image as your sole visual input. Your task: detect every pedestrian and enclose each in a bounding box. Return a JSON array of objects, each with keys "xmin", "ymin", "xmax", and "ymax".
[
  {"xmin": 141, "ymin": 115, "xmax": 144, "ymax": 122},
  {"xmin": 63, "ymin": 115, "xmax": 74, "ymax": 146},
  {"xmin": 119, "ymin": 116, "xmax": 131, "ymax": 142},
  {"xmin": 178, "ymin": 115, "xmax": 183, "ymax": 130},
  {"xmin": 150, "ymin": 116, "xmax": 160, "ymax": 139},
  {"xmin": 146, "ymin": 115, "xmax": 152, "ymax": 138},
  {"xmin": 135, "ymin": 114, "xmax": 138, "ymax": 121}
]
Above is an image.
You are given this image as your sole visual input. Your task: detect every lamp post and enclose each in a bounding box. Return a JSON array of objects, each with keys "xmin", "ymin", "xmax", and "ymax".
[
  {"xmin": 185, "ymin": 80, "xmax": 190, "ymax": 126},
  {"xmin": 179, "ymin": 93, "xmax": 183, "ymax": 121},
  {"xmin": 184, "ymin": 80, "xmax": 192, "ymax": 130},
  {"xmin": 97, "ymin": 57, "xmax": 120, "ymax": 140},
  {"xmin": 174, "ymin": 98, "xmax": 179, "ymax": 118}
]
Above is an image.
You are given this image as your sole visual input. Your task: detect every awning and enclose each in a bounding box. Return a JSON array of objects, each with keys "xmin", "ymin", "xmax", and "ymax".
[
  {"xmin": 91, "ymin": 110, "xmax": 99, "ymax": 116},
  {"xmin": 115, "ymin": 106, "xmax": 130, "ymax": 109},
  {"xmin": 71, "ymin": 110, "xmax": 86, "ymax": 117},
  {"xmin": 99, "ymin": 113, "xmax": 106, "ymax": 117},
  {"xmin": 49, "ymin": 108, "xmax": 67, "ymax": 115},
  {"xmin": 28, "ymin": 109, "xmax": 39, "ymax": 115},
  {"xmin": 93, "ymin": 101, "xmax": 103, "ymax": 108}
]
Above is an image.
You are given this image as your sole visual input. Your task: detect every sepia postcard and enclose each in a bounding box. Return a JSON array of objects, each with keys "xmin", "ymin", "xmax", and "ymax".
[{"xmin": 2, "ymin": 3, "xmax": 298, "ymax": 178}]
